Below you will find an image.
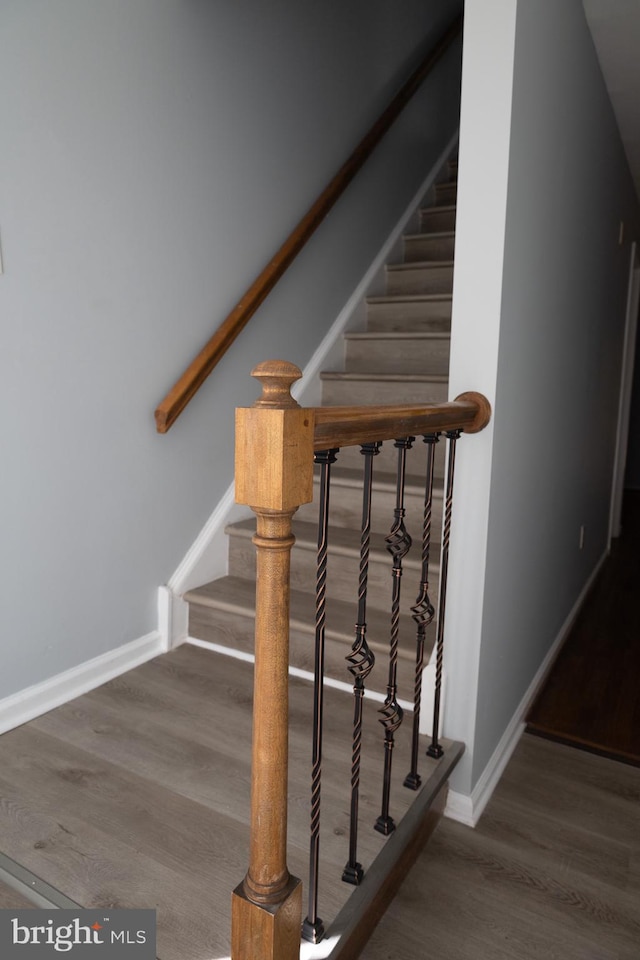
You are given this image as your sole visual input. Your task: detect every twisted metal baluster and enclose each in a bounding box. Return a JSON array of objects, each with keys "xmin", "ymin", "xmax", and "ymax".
[
  {"xmin": 428, "ymin": 430, "xmax": 461, "ymax": 759},
  {"xmin": 342, "ymin": 442, "xmax": 380, "ymax": 886},
  {"xmin": 375, "ymin": 436, "xmax": 414, "ymax": 836},
  {"xmin": 303, "ymin": 448, "xmax": 339, "ymax": 944},
  {"xmin": 404, "ymin": 433, "xmax": 440, "ymax": 789}
]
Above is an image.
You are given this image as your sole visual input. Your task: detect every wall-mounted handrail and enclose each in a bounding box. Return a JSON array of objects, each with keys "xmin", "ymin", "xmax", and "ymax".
[{"xmin": 154, "ymin": 14, "xmax": 463, "ymax": 433}]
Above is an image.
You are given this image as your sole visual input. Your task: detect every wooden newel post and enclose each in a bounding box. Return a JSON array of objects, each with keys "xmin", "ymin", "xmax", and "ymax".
[{"xmin": 232, "ymin": 360, "xmax": 314, "ymax": 960}]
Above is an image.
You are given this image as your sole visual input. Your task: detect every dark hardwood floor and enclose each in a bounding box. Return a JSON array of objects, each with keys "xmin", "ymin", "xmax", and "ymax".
[{"xmin": 527, "ymin": 490, "xmax": 640, "ymax": 765}]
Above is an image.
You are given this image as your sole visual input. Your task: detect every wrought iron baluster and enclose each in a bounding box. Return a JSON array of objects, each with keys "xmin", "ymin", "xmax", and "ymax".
[
  {"xmin": 342, "ymin": 442, "xmax": 380, "ymax": 886},
  {"xmin": 375, "ymin": 436, "xmax": 414, "ymax": 836},
  {"xmin": 302, "ymin": 448, "xmax": 339, "ymax": 944},
  {"xmin": 428, "ymin": 429, "xmax": 461, "ymax": 759},
  {"xmin": 404, "ymin": 433, "xmax": 439, "ymax": 789}
]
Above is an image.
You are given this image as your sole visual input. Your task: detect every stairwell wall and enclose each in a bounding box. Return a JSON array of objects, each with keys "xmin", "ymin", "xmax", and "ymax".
[
  {"xmin": 445, "ymin": 0, "xmax": 640, "ymax": 808},
  {"xmin": 0, "ymin": 1, "xmax": 462, "ymax": 708}
]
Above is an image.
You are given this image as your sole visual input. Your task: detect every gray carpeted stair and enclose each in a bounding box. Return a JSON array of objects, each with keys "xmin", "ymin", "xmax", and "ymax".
[{"xmin": 186, "ymin": 154, "xmax": 458, "ymax": 697}]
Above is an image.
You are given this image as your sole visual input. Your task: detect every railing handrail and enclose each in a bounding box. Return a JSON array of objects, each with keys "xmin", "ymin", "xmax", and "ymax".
[
  {"xmin": 232, "ymin": 361, "xmax": 490, "ymax": 960},
  {"xmin": 154, "ymin": 14, "xmax": 463, "ymax": 434},
  {"xmin": 312, "ymin": 395, "xmax": 490, "ymax": 450}
]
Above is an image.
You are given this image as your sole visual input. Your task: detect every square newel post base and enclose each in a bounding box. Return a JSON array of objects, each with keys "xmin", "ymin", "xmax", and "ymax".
[{"xmin": 231, "ymin": 876, "xmax": 302, "ymax": 960}]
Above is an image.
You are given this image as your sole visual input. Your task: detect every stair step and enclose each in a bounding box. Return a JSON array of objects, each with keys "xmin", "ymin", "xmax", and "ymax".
[
  {"xmin": 420, "ymin": 206, "xmax": 456, "ymax": 233},
  {"xmin": 297, "ymin": 466, "xmax": 444, "ymax": 536},
  {"xmin": 226, "ymin": 518, "xmax": 441, "ymax": 615},
  {"xmin": 344, "ymin": 331, "xmax": 450, "ymax": 376},
  {"xmin": 366, "ymin": 294, "xmax": 451, "ymax": 332},
  {"xmin": 336, "ymin": 435, "xmax": 447, "ymax": 477},
  {"xmin": 385, "ymin": 261, "xmax": 454, "ymax": 296},
  {"xmin": 434, "ymin": 181, "xmax": 457, "ymax": 205},
  {"xmin": 320, "ymin": 371, "xmax": 448, "ymax": 406},
  {"xmin": 186, "ymin": 575, "xmax": 435, "ymax": 697},
  {"xmin": 403, "ymin": 232, "xmax": 455, "ymax": 263}
]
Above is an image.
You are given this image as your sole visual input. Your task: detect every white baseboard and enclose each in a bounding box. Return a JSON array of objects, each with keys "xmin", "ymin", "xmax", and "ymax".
[
  {"xmin": 167, "ymin": 487, "xmax": 250, "ymax": 597},
  {"xmin": 158, "ymin": 584, "xmax": 189, "ymax": 650},
  {"xmin": 160, "ymin": 132, "xmax": 460, "ymax": 631},
  {"xmin": 445, "ymin": 549, "xmax": 608, "ymax": 827},
  {"xmin": 0, "ymin": 631, "xmax": 164, "ymax": 735},
  {"xmin": 418, "ymin": 664, "xmax": 445, "ymax": 738},
  {"xmin": 446, "ymin": 717, "xmax": 525, "ymax": 827},
  {"xmin": 187, "ymin": 637, "xmax": 414, "ymax": 711}
]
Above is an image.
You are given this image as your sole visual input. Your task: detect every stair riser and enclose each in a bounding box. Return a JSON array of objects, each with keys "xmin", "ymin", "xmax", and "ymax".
[
  {"xmin": 403, "ymin": 235, "xmax": 455, "ymax": 262},
  {"xmin": 420, "ymin": 208, "xmax": 456, "ymax": 233},
  {"xmin": 297, "ymin": 481, "xmax": 444, "ymax": 538},
  {"xmin": 189, "ymin": 603, "xmax": 431, "ymax": 700},
  {"xmin": 228, "ymin": 531, "xmax": 440, "ymax": 614},
  {"xmin": 434, "ymin": 182, "xmax": 457, "ymax": 205},
  {"xmin": 321, "ymin": 376, "xmax": 448, "ymax": 406},
  {"xmin": 366, "ymin": 300, "xmax": 451, "ymax": 332},
  {"xmin": 386, "ymin": 265, "xmax": 453, "ymax": 296},
  {"xmin": 344, "ymin": 336, "xmax": 449, "ymax": 376},
  {"xmin": 336, "ymin": 440, "xmax": 447, "ymax": 478}
]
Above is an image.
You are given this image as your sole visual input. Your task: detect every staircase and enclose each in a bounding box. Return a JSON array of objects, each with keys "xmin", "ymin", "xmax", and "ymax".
[{"xmin": 186, "ymin": 154, "xmax": 458, "ymax": 699}]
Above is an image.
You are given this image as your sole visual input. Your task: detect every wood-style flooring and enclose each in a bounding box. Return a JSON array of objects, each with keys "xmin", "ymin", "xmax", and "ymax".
[
  {"xmin": 1, "ymin": 644, "xmax": 638, "ymax": 958},
  {"xmin": 527, "ymin": 491, "xmax": 640, "ymax": 765},
  {"xmin": 362, "ymin": 734, "xmax": 640, "ymax": 959},
  {"xmin": 0, "ymin": 644, "xmax": 450, "ymax": 960}
]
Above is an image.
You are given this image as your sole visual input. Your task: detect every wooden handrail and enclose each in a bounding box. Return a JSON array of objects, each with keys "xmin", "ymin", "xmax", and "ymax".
[
  {"xmin": 154, "ymin": 14, "xmax": 463, "ymax": 433},
  {"xmin": 313, "ymin": 393, "xmax": 491, "ymax": 450}
]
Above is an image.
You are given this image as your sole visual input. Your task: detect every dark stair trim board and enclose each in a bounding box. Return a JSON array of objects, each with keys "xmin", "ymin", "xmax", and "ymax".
[
  {"xmin": 0, "ymin": 852, "xmax": 80, "ymax": 909},
  {"xmin": 322, "ymin": 740, "xmax": 464, "ymax": 960}
]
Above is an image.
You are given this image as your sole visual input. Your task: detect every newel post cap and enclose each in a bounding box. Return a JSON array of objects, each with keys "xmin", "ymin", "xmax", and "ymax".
[
  {"xmin": 235, "ymin": 360, "xmax": 314, "ymax": 511},
  {"xmin": 251, "ymin": 360, "xmax": 303, "ymax": 409}
]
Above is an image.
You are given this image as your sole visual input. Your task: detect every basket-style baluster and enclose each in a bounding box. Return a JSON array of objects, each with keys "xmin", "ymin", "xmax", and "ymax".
[
  {"xmin": 342, "ymin": 442, "xmax": 380, "ymax": 886},
  {"xmin": 404, "ymin": 432, "xmax": 439, "ymax": 789},
  {"xmin": 302, "ymin": 448, "xmax": 339, "ymax": 944},
  {"xmin": 375, "ymin": 436, "xmax": 414, "ymax": 835},
  {"xmin": 427, "ymin": 429, "xmax": 461, "ymax": 759}
]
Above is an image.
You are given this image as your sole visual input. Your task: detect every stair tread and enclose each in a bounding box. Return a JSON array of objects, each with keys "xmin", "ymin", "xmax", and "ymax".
[
  {"xmin": 404, "ymin": 231, "xmax": 455, "ymax": 242},
  {"xmin": 387, "ymin": 261, "xmax": 454, "ymax": 274},
  {"xmin": 420, "ymin": 204, "xmax": 456, "ymax": 215},
  {"xmin": 320, "ymin": 370, "xmax": 449, "ymax": 382},
  {"xmin": 366, "ymin": 293, "xmax": 452, "ymax": 305},
  {"xmin": 317, "ymin": 464, "xmax": 444, "ymax": 496},
  {"xmin": 227, "ymin": 517, "xmax": 435, "ymax": 569},
  {"xmin": 344, "ymin": 331, "xmax": 450, "ymax": 341},
  {"xmin": 186, "ymin": 575, "xmax": 429, "ymax": 657}
]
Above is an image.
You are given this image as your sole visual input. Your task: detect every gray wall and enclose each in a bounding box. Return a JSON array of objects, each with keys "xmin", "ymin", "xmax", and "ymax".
[
  {"xmin": 0, "ymin": 0, "xmax": 462, "ymax": 698},
  {"xmin": 471, "ymin": 0, "xmax": 640, "ymax": 783}
]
